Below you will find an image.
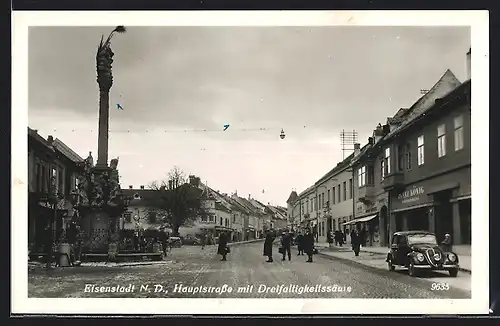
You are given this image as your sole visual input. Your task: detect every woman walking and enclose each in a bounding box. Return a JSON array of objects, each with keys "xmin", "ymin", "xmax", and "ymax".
[{"xmin": 263, "ymin": 230, "xmax": 275, "ymax": 263}]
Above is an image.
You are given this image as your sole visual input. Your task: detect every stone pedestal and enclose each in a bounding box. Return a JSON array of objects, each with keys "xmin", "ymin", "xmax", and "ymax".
[{"xmin": 82, "ymin": 210, "xmax": 110, "ymax": 252}]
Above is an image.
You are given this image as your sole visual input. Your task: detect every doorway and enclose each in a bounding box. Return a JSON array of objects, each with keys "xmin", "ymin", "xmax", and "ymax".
[{"xmin": 433, "ymin": 190, "xmax": 454, "ymax": 243}]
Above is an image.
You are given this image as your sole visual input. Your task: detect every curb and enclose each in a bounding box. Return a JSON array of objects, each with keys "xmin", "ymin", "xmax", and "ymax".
[{"xmin": 317, "ymin": 249, "xmax": 471, "ymax": 274}]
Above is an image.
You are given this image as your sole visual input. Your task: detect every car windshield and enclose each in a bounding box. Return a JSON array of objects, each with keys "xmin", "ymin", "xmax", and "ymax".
[{"xmin": 407, "ymin": 234, "xmax": 437, "ymax": 245}]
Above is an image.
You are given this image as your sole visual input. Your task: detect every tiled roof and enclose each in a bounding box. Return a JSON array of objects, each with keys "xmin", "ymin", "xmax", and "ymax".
[{"xmin": 53, "ymin": 138, "xmax": 84, "ymax": 163}]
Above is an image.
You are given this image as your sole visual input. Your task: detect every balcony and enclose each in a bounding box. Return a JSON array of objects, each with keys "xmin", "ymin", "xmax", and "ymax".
[
  {"xmin": 382, "ymin": 171, "xmax": 405, "ymax": 190},
  {"xmin": 357, "ymin": 185, "xmax": 375, "ymax": 204}
]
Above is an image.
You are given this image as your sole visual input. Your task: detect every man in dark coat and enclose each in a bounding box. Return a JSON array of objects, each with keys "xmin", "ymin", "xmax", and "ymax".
[
  {"xmin": 217, "ymin": 232, "xmax": 229, "ymax": 261},
  {"xmin": 263, "ymin": 230, "xmax": 275, "ymax": 262},
  {"xmin": 351, "ymin": 229, "xmax": 361, "ymax": 256},
  {"xmin": 280, "ymin": 230, "xmax": 292, "ymax": 261},
  {"xmin": 296, "ymin": 231, "xmax": 304, "ymax": 255},
  {"xmin": 302, "ymin": 230, "xmax": 315, "ymax": 263}
]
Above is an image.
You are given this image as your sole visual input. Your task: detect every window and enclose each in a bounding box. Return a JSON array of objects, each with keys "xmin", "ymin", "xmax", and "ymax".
[
  {"xmin": 327, "ymin": 189, "xmax": 331, "ymax": 206},
  {"xmin": 417, "ymin": 135, "xmax": 425, "ymax": 165},
  {"xmin": 337, "ymin": 185, "xmax": 341, "ymax": 202},
  {"xmin": 385, "ymin": 148, "xmax": 391, "ymax": 175},
  {"xmin": 52, "ymin": 167, "xmax": 58, "ymax": 193},
  {"xmin": 367, "ymin": 165, "xmax": 375, "ymax": 184},
  {"xmin": 306, "ymin": 201, "xmax": 309, "ymax": 213},
  {"xmin": 397, "ymin": 145, "xmax": 404, "ymax": 172},
  {"xmin": 349, "ymin": 179, "xmax": 353, "ymax": 199},
  {"xmin": 358, "ymin": 166, "xmax": 366, "ymax": 187},
  {"xmin": 233, "ymin": 215, "xmax": 236, "ymax": 223},
  {"xmin": 147, "ymin": 211, "xmax": 157, "ymax": 223},
  {"xmin": 437, "ymin": 124, "xmax": 446, "ymax": 157},
  {"xmin": 405, "ymin": 143, "xmax": 412, "ymax": 170},
  {"xmin": 209, "ymin": 214, "xmax": 214, "ymax": 222},
  {"xmin": 332, "ymin": 187, "xmax": 336, "ymax": 204},
  {"xmin": 124, "ymin": 211, "xmax": 132, "ymax": 223},
  {"xmin": 220, "ymin": 217, "xmax": 223, "ymax": 226},
  {"xmin": 342, "ymin": 182, "xmax": 347, "ymax": 201},
  {"xmin": 380, "ymin": 159, "xmax": 385, "ymax": 180},
  {"xmin": 454, "ymin": 115, "xmax": 464, "ymax": 151}
]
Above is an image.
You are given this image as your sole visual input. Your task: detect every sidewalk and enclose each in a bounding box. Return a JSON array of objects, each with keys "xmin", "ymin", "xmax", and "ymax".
[{"xmin": 315, "ymin": 243, "xmax": 471, "ymax": 273}]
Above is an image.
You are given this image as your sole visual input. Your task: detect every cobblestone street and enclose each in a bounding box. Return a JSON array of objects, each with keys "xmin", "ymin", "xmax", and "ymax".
[{"xmin": 28, "ymin": 242, "xmax": 471, "ymax": 299}]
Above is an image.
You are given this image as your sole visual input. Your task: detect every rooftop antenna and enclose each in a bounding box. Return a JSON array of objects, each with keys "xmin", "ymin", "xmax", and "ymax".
[{"xmin": 340, "ymin": 129, "xmax": 358, "ymax": 160}]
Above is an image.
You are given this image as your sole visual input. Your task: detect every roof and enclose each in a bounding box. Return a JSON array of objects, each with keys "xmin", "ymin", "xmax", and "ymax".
[
  {"xmin": 286, "ymin": 191, "xmax": 299, "ymax": 204},
  {"xmin": 384, "ymin": 69, "xmax": 461, "ymax": 141},
  {"xmin": 315, "ymin": 152, "xmax": 355, "ymax": 186},
  {"xmin": 53, "ymin": 138, "xmax": 84, "ymax": 163},
  {"xmin": 121, "ymin": 188, "xmax": 159, "ymax": 207},
  {"xmin": 28, "ymin": 127, "xmax": 53, "ymax": 150}
]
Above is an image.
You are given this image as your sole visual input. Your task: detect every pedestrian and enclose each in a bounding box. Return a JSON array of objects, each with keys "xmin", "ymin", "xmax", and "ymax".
[
  {"xmin": 280, "ymin": 230, "xmax": 292, "ymax": 261},
  {"xmin": 200, "ymin": 231, "xmax": 206, "ymax": 250},
  {"xmin": 327, "ymin": 231, "xmax": 334, "ymax": 248},
  {"xmin": 303, "ymin": 229, "xmax": 315, "ymax": 263},
  {"xmin": 352, "ymin": 228, "xmax": 361, "ymax": 257},
  {"xmin": 441, "ymin": 233, "xmax": 452, "ymax": 252},
  {"xmin": 263, "ymin": 229, "xmax": 275, "ymax": 263},
  {"xmin": 217, "ymin": 232, "xmax": 229, "ymax": 261},
  {"xmin": 296, "ymin": 231, "xmax": 304, "ymax": 255},
  {"xmin": 360, "ymin": 228, "xmax": 367, "ymax": 248}
]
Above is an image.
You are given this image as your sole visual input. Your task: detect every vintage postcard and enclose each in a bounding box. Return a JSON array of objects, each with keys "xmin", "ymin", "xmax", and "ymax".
[{"xmin": 12, "ymin": 10, "xmax": 489, "ymax": 315}]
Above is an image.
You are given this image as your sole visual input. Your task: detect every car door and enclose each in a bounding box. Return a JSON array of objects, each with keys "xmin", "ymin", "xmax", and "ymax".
[
  {"xmin": 390, "ymin": 235, "xmax": 400, "ymax": 265},
  {"xmin": 397, "ymin": 235, "xmax": 409, "ymax": 264}
]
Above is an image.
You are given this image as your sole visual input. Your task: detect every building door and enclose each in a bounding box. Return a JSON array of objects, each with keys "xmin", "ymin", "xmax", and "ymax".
[{"xmin": 434, "ymin": 191, "xmax": 454, "ymax": 243}]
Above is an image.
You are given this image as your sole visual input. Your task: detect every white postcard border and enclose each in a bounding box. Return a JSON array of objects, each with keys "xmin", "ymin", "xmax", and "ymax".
[{"xmin": 12, "ymin": 10, "xmax": 489, "ymax": 315}]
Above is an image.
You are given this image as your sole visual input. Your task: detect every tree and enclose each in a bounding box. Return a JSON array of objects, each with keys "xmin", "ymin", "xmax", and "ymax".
[{"xmin": 147, "ymin": 167, "xmax": 207, "ymax": 236}]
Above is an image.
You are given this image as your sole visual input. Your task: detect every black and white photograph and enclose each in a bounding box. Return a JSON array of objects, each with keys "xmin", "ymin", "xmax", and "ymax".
[{"xmin": 12, "ymin": 11, "xmax": 489, "ymax": 315}]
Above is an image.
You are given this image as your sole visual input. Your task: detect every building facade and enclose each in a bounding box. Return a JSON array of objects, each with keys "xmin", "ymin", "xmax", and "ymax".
[
  {"xmin": 350, "ymin": 65, "xmax": 470, "ymax": 248},
  {"xmin": 28, "ymin": 128, "xmax": 85, "ymax": 251}
]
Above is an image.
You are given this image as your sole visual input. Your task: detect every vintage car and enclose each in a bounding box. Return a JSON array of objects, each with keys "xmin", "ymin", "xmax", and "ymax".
[
  {"xmin": 386, "ymin": 231, "xmax": 459, "ymax": 277},
  {"xmin": 168, "ymin": 236, "xmax": 183, "ymax": 248}
]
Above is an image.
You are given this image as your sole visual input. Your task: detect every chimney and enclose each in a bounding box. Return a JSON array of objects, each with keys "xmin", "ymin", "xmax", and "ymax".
[
  {"xmin": 382, "ymin": 124, "xmax": 390, "ymax": 135},
  {"xmin": 466, "ymin": 48, "xmax": 471, "ymax": 80},
  {"xmin": 188, "ymin": 175, "xmax": 200, "ymax": 187},
  {"xmin": 248, "ymin": 194, "xmax": 251, "ymax": 199},
  {"xmin": 353, "ymin": 143, "xmax": 361, "ymax": 157},
  {"xmin": 140, "ymin": 185, "xmax": 145, "ymax": 190},
  {"xmin": 368, "ymin": 137, "xmax": 374, "ymax": 145},
  {"xmin": 129, "ymin": 185, "xmax": 133, "ymax": 189},
  {"xmin": 374, "ymin": 124, "xmax": 384, "ymax": 143},
  {"xmin": 47, "ymin": 135, "xmax": 54, "ymax": 143}
]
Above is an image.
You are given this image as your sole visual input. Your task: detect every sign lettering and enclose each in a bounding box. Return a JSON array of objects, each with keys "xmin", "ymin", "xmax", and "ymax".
[{"xmin": 397, "ymin": 186, "xmax": 425, "ymax": 204}]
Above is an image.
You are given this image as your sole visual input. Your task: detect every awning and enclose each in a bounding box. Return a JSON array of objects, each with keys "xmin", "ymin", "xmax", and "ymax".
[
  {"xmin": 356, "ymin": 214, "xmax": 378, "ymax": 223},
  {"xmin": 392, "ymin": 203, "xmax": 433, "ymax": 213},
  {"xmin": 341, "ymin": 214, "xmax": 378, "ymax": 225}
]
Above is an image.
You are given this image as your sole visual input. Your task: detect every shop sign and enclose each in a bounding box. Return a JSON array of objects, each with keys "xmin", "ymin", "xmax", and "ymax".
[{"xmin": 397, "ymin": 186, "xmax": 425, "ymax": 204}]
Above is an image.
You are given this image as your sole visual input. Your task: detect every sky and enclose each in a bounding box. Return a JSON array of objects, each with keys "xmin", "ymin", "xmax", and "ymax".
[{"xmin": 28, "ymin": 26, "xmax": 470, "ymax": 207}]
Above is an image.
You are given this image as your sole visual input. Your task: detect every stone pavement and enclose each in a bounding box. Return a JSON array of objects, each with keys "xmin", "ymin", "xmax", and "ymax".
[
  {"xmin": 315, "ymin": 243, "xmax": 471, "ymax": 273},
  {"xmin": 28, "ymin": 241, "xmax": 470, "ymax": 298}
]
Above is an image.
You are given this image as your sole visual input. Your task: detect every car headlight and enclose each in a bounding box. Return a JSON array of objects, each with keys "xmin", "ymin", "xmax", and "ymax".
[
  {"xmin": 416, "ymin": 253, "xmax": 425, "ymax": 262},
  {"xmin": 448, "ymin": 253, "xmax": 457, "ymax": 262}
]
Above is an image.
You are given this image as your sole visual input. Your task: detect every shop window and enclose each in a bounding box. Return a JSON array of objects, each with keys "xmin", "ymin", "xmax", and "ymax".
[
  {"xmin": 417, "ymin": 135, "xmax": 425, "ymax": 165},
  {"xmin": 454, "ymin": 115, "xmax": 464, "ymax": 151},
  {"xmin": 437, "ymin": 124, "xmax": 446, "ymax": 157}
]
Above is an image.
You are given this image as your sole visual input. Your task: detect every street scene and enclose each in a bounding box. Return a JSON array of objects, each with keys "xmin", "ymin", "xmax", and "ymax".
[
  {"xmin": 28, "ymin": 241, "xmax": 471, "ymax": 298},
  {"xmin": 25, "ymin": 24, "xmax": 473, "ymax": 304}
]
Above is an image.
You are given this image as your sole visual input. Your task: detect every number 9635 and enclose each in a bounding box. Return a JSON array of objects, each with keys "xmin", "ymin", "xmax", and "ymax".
[{"xmin": 431, "ymin": 282, "xmax": 450, "ymax": 291}]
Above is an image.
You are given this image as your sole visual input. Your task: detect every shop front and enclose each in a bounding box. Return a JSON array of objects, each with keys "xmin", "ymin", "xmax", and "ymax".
[{"xmin": 391, "ymin": 168, "xmax": 470, "ymax": 246}]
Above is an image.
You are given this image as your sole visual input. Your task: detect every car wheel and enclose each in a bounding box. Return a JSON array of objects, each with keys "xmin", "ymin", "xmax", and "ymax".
[
  {"xmin": 408, "ymin": 261, "xmax": 418, "ymax": 277},
  {"xmin": 449, "ymin": 268, "xmax": 459, "ymax": 277},
  {"xmin": 387, "ymin": 257, "xmax": 395, "ymax": 271}
]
